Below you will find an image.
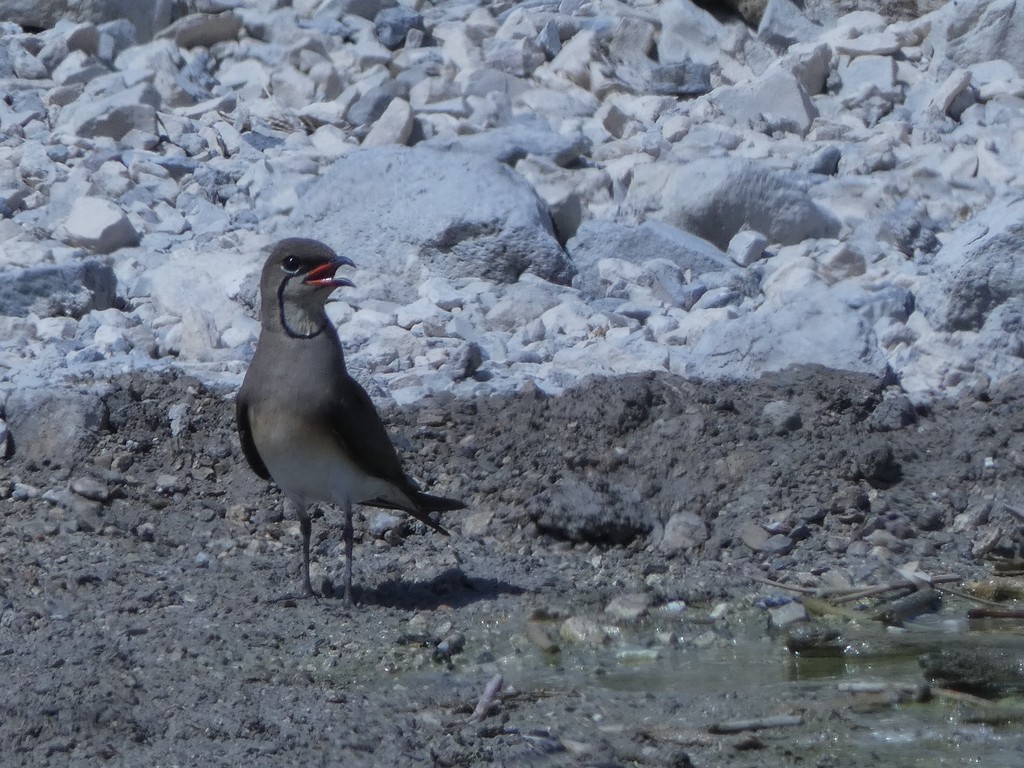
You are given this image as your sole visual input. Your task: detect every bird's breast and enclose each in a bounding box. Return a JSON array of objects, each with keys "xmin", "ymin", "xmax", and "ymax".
[{"xmin": 249, "ymin": 404, "xmax": 405, "ymax": 508}]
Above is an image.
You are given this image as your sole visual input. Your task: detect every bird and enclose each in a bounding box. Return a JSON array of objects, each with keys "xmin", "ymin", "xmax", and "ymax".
[{"xmin": 235, "ymin": 237, "xmax": 465, "ymax": 604}]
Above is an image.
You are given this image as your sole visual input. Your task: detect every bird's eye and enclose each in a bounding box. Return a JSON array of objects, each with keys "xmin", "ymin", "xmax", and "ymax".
[{"xmin": 281, "ymin": 256, "xmax": 302, "ymax": 273}]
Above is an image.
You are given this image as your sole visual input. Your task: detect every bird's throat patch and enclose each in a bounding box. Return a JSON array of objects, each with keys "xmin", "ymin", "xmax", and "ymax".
[{"xmin": 277, "ymin": 278, "xmax": 327, "ymax": 339}]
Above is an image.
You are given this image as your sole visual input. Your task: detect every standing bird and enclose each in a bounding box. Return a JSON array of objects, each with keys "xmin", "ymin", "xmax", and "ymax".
[{"xmin": 235, "ymin": 238, "xmax": 465, "ymax": 604}]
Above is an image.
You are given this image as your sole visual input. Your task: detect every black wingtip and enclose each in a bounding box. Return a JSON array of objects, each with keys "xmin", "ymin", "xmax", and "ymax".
[{"xmin": 418, "ymin": 493, "xmax": 466, "ymax": 513}]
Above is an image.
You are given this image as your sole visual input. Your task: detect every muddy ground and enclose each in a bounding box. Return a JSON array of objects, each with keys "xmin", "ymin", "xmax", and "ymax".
[{"xmin": 2, "ymin": 366, "xmax": 1023, "ymax": 767}]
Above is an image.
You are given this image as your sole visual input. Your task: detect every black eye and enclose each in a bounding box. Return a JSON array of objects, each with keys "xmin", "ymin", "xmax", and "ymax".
[{"xmin": 281, "ymin": 256, "xmax": 302, "ymax": 273}]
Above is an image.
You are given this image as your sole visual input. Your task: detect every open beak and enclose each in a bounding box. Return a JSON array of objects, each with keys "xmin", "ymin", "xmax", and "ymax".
[{"xmin": 303, "ymin": 256, "xmax": 355, "ymax": 288}]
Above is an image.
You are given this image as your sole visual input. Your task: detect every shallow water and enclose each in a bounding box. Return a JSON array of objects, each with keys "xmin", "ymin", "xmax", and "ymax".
[{"xmin": 474, "ymin": 612, "xmax": 1024, "ymax": 767}]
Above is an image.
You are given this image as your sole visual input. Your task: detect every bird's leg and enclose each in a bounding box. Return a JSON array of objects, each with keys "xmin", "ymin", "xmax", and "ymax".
[
  {"xmin": 298, "ymin": 504, "xmax": 316, "ymax": 597},
  {"xmin": 343, "ymin": 500, "xmax": 355, "ymax": 606}
]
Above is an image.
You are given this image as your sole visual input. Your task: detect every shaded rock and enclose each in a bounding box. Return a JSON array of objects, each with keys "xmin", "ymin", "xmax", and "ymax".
[
  {"xmin": 856, "ymin": 443, "xmax": 901, "ymax": 486},
  {"xmin": 0, "ymin": 261, "xmax": 116, "ymax": 318},
  {"xmin": 156, "ymin": 11, "xmax": 242, "ymax": 49},
  {"xmin": 917, "ymin": 199, "xmax": 1024, "ymax": 332},
  {"xmin": 374, "ymin": 5, "xmax": 425, "ymax": 50},
  {"xmin": 424, "ymin": 121, "xmax": 589, "ymax": 167},
  {"xmin": 929, "ymin": 0, "xmax": 1024, "ymax": 75},
  {"xmin": 4, "ymin": 389, "xmax": 109, "ymax": 468},
  {"xmin": 347, "ymin": 85, "xmax": 397, "ymax": 128},
  {"xmin": 533, "ymin": 476, "xmax": 650, "ymax": 545},
  {"xmin": 626, "ymin": 158, "xmax": 840, "ymax": 250},
  {"xmin": 568, "ymin": 219, "xmax": 737, "ymax": 300},
  {"xmin": 647, "ymin": 60, "xmax": 713, "ymax": 97},
  {"xmin": 866, "ymin": 393, "xmax": 918, "ymax": 432},
  {"xmin": 3, "ymin": 0, "xmax": 178, "ymax": 42},
  {"xmin": 758, "ymin": 0, "xmax": 822, "ymax": 50},
  {"xmin": 285, "ymin": 146, "xmax": 572, "ymax": 290}
]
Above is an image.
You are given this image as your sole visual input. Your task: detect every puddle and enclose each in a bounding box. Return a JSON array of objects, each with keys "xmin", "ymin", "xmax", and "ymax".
[{"xmin": 451, "ymin": 609, "xmax": 1024, "ymax": 766}]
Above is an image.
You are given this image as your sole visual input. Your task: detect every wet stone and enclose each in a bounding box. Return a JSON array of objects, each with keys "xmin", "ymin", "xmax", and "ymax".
[
  {"xmin": 604, "ymin": 592, "xmax": 653, "ymax": 622},
  {"xmin": 559, "ymin": 615, "xmax": 609, "ymax": 646},
  {"xmin": 768, "ymin": 600, "xmax": 808, "ymax": 628}
]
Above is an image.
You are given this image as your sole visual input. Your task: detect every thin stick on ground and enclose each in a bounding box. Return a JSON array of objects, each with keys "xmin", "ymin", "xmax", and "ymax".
[{"xmin": 468, "ymin": 673, "xmax": 503, "ymax": 724}]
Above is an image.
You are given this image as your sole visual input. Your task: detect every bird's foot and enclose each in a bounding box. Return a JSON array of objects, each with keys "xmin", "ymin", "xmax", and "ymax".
[{"xmin": 320, "ymin": 577, "xmax": 356, "ymax": 607}]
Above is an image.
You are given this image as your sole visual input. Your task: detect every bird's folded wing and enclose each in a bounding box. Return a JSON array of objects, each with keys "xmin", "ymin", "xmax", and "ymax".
[{"xmin": 235, "ymin": 394, "xmax": 271, "ymax": 480}]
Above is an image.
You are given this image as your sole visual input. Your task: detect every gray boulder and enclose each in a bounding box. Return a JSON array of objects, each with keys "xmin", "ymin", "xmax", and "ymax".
[
  {"xmin": 0, "ymin": 261, "xmax": 117, "ymax": 318},
  {"xmin": 3, "ymin": 388, "xmax": 109, "ymax": 468},
  {"xmin": 284, "ymin": 146, "xmax": 572, "ymax": 289},
  {"xmin": 686, "ymin": 287, "xmax": 891, "ymax": 380},
  {"xmin": 423, "ymin": 121, "xmax": 590, "ymax": 167},
  {"xmin": 626, "ymin": 158, "xmax": 841, "ymax": 249},
  {"xmin": 929, "ymin": 0, "xmax": 1024, "ymax": 74},
  {"xmin": 566, "ymin": 219, "xmax": 739, "ymax": 301},
  {"xmin": 758, "ymin": 0, "xmax": 822, "ymax": 51},
  {"xmin": 917, "ymin": 199, "xmax": 1024, "ymax": 332},
  {"xmin": 4, "ymin": 0, "xmax": 178, "ymax": 41}
]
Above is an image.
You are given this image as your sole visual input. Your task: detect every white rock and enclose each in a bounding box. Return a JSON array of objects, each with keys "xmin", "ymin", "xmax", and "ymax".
[
  {"xmin": 396, "ymin": 297, "xmax": 449, "ymax": 330},
  {"xmin": 838, "ymin": 55, "xmax": 897, "ymax": 97},
  {"xmin": 56, "ymin": 79, "xmax": 160, "ymax": 140},
  {"xmin": 14, "ymin": 50, "xmax": 49, "ymax": 80},
  {"xmin": 361, "ymin": 97, "xmax": 414, "ymax": 147},
  {"xmin": 63, "ymin": 197, "xmax": 140, "ymax": 253},
  {"xmin": 686, "ymin": 283, "xmax": 890, "ymax": 380},
  {"xmin": 833, "ymin": 32, "xmax": 900, "ymax": 57},
  {"xmin": 93, "ymin": 323, "xmax": 131, "ymax": 354},
  {"xmin": 727, "ymin": 231, "xmax": 768, "ymax": 267},
  {"xmin": 52, "ymin": 49, "xmax": 108, "ymax": 86},
  {"xmin": 486, "ymin": 278, "xmax": 566, "ymax": 332},
  {"xmin": 777, "ymin": 42, "xmax": 833, "ymax": 96},
  {"xmin": 545, "ymin": 29, "xmax": 595, "ymax": 88},
  {"xmin": 417, "ymin": 276, "xmax": 465, "ymax": 311},
  {"xmin": 709, "ymin": 66, "xmax": 818, "ymax": 136},
  {"xmin": 35, "ymin": 316, "xmax": 78, "ymax": 340},
  {"xmin": 928, "ymin": 69, "xmax": 972, "ymax": 116},
  {"xmin": 658, "ymin": 0, "xmax": 731, "ymax": 68},
  {"xmin": 483, "ymin": 36, "xmax": 545, "ymax": 77}
]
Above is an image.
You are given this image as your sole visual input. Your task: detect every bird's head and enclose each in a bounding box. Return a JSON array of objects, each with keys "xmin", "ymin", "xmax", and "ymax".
[{"xmin": 261, "ymin": 238, "xmax": 355, "ymax": 337}]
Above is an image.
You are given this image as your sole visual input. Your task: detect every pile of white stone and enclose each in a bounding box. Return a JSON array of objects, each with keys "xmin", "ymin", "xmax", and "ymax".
[{"xmin": 2, "ymin": 0, "xmax": 1024, "ymax": 408}]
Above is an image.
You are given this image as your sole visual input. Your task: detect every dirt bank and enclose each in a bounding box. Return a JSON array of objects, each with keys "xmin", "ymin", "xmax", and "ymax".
[{"xmin": 2, "ymin": 367, "xmax": 1022, "ymax": 766}]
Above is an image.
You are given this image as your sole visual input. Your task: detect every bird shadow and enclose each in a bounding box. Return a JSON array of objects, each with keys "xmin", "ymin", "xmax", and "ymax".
[{"xmin": 347, "ymin": 567, "xmax": 528, "ymax": 611}]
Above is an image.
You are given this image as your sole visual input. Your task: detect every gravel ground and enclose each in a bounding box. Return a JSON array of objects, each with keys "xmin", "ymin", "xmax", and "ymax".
[{"xmin": 2, "ymin": 365, "xmax": 1023, "ymax": 766}]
